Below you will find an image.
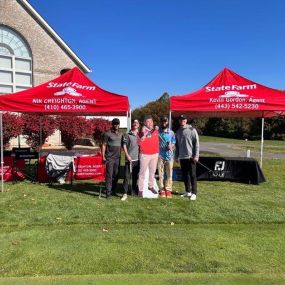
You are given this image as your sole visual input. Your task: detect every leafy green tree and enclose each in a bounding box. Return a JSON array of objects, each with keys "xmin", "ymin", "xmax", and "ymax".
[{"xmin": 132, "ymin": 92, "xmax": 170, "ymax": 125}]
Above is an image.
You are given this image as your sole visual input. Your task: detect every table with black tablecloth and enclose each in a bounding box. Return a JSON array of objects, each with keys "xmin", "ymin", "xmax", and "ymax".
[
  {"xmin": 173, "ymin": 157, "xmax": 266, "ymax": 184},
  {"xmin": 196, "ymin": 157, "xmax": 266, "ymax": 184}
]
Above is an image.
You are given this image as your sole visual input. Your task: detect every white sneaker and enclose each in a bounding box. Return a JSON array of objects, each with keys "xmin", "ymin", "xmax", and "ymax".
[
  {"xmin": 190, "ymin": 194, "xmax": 197, "ymax": 201},
  {"xmin": 121, "ymin": 194, "xmax": 128, "ymax": 201},
  {"xmin": 181, "ymin": 192, "xmax": 192, "ymax": 198}
]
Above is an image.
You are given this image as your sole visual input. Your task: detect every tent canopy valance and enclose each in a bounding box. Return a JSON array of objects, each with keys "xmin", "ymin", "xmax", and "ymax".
[
  {"xmin": 0, "ymin": 67, "xmax": 130, "ymax": 116},
  {"xmin": 170, "ymin": 68, "xmax": 285, "ymax": 118}
]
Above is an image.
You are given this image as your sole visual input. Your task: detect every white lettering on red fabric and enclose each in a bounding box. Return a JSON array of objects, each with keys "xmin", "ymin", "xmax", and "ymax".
[
  {"xmin": 47, "ymin": 82, "xmax": 96, "ymax": 91},
  {"xmin": 205, "ymin": 84, "xmax": 256, "ymax": 92}
]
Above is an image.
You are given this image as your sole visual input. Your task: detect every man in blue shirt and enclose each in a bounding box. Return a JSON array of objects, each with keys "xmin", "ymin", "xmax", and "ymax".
[{"xmin": 158, "ymin": 116, "xmax": 176, "ymax": 198}]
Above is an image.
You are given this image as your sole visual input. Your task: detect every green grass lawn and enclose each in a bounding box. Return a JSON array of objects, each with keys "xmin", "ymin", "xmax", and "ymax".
[
  {"xmin": 200, "ymin": 136, "xmax": 285, "ymax": 145},
  {"xmin": 0, "ymin": 159, "xmax": 285, "ymax": 284},
  {"xmin": 200, "ymin": 135, "xmax": 285, "ymax": 155}
]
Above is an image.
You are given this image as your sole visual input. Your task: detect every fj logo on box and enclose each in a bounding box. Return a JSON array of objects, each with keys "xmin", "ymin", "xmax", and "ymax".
[
  {"xmin": 214, "ymin": 161, "xmax": 225, "ymax": 171},
  {"xmin": 213, "ymin": 161, "xmax": 225, "ymax": 178},
  {"xmin": 54, "ymin": 87, "xmax": 82, "ymax": 97}
]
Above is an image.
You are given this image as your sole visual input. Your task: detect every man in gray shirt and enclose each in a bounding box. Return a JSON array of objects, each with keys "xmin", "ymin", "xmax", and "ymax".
[
  {"xmin": 175, "ymin": 115, "xmax": 200, "ymax": 201},
  {"xmin": 102, "ymin": 118, "xmax": 122, "ymax": 198},
  {"xmin": 121, "ymin": 119, "xmax": 140, "ymax": 201}
]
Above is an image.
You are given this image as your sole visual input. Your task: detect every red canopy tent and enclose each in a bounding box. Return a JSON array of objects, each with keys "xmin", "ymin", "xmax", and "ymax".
[
  {"xmin": 170, "ymin": 68, "xmax": 285, "ymax": 166},
  {"xmin": 0, "ymin": 67, "xmax": 130, "ymax": 191},
  {"xmin": 171, "ymin": 68, "xmax": 285, "ymax": 118},
  {"xmin": 0, "ymin": 67, "xmax": 130, "ymax": 115}
]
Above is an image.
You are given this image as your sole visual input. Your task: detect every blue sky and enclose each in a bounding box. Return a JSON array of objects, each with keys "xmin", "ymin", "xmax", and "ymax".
[{"xmin": 29, "ymin": 0, "xmax": 285, "ymax": 108}]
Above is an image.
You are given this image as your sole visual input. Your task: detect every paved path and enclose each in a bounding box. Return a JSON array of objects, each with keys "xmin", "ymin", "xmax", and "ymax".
[{"xmin": 200, "ymin": 142, "xmax": 285, "ymax": 159}]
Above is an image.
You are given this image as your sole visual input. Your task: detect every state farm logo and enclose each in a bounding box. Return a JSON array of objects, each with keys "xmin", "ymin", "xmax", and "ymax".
[
  {"xmin": 205, "ymin": 84, "xmax": 256, "ymax": 93},
  {"xmin": 54, "ymin": 87, "xmax": 82, "ymax": 97},
  {"xmin": 47, "ymin": 82, "xmax": 96, "ymax": 97},
  {"xmin": 219, "ymin": 91, "xmax": 248, "ymax": 98}
]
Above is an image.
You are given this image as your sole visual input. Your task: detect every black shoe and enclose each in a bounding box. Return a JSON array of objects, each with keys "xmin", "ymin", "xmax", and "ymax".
[
  {"xmin": 148, "ymin": 187, "xmax": 158, "ymax": 194},
  {"xmin": 106, "ymin": 192, "xmax": 112, "ymax": 199}
]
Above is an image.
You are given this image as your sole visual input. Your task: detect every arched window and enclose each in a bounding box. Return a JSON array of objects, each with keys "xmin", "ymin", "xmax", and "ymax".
[{"xmin": 0, "ymin": 25, "xmax": 32, "ymax": 94}]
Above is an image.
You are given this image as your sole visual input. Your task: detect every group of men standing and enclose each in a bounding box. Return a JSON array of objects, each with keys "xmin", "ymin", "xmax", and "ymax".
[{"xmin": 101, "ymin": 114, "xmax": 199, "ymax": 201}]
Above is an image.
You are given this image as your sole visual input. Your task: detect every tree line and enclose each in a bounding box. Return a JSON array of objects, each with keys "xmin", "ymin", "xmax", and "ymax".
[
  {"xmin": 132, "ymin": 92, "xmax": 285, "ymax": 140},
  {"xmin": 2, "ymin": 92, "xmax": 284, "ymax": 150}
]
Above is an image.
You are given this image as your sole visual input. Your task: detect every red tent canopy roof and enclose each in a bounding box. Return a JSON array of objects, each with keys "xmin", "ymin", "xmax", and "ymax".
[
  {"xmin": 0, "ymin": 67, "xmax": 130, "ymax": 116},
  {"xmin": 170, "ymin": 68, "xmax": 285, "ymax": 118}
]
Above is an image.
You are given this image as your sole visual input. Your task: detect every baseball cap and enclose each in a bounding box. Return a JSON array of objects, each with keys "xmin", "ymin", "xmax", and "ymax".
[
  {"xmin": 112, "ymin": 118, "xmax": 120, "ymax": 125},
  {"xmin": 178, "ymin": 114, "xmax": 187, "ymax": 120}
]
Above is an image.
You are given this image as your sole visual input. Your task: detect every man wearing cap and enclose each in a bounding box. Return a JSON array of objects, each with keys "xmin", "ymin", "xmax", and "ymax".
[
  {"xmin": 138, "ymin": 115, "xmax": 159, "ymax": 196},
  {"xmin": 175, "ymin": 115, "xmax": 200, "ymax": 201},
  {"xmin": 121, "ymin": 119, "xmax": 140, "ymax": 201},
  {"xmin": 158, "ymin": 116, "xmax": 176, "ymax": 198},
  {"xmin": 102, "ymin": 118, "xmax": 122, "ymax": 198}
]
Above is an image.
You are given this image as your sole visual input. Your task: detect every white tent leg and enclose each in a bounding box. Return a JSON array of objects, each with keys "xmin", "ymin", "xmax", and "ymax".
[
  {"xmin": 260, "ymin": 117, "xmax": 264, "ymax": 168},
  {"xmin": 129, "ymin": 109, "xmax": 132, "ymax": 131},
  {"xmin": 126, "ymin": 111, "xmax": 129, "ymax": 132},
  {"xmin": 39, "ymin": 115, "xmax": 43, "ymax": 160},
  {"xmin": 169, "ymin": 111, "xmax": 172, "ymax": 129},
  {"xmin": 0, "ymin": 112, "xmax": 4, "ymax": 192}
]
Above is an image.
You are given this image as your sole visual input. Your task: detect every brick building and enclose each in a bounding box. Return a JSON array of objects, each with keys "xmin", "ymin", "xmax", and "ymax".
[
  {"xmin": 0, "ymin": 0, "xmax": 128, "ymax": 147},
  {"xmin": 0, "ymin": 0, "xmax": 91, "ymax": 146},
  {"xmin": 0, "ymin": 0, "xmax": 90, "ymax": 92}
]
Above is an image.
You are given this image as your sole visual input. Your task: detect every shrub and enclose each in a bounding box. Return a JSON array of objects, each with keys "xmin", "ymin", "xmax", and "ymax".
[
  {"xmin": 22, "ymin": 114, "xmax": 57, "ymax": 149},
  {"xmin": 89, "ymin": 118, "xmax": 111, "ymax": 146},
  {"xmin": 58, "ymin": 116, "xmax": 93, "ymax": 150},
  {"xmin": 2, "ymin": 112, "xmax": 24, "ymax": 149}
]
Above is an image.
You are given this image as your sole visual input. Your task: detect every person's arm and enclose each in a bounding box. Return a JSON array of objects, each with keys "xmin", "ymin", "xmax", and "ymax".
[
  {"xmin": 102, "ymin": 132, "xmax": 109, "ymax": 163},
  {"xmin": 169, "ymin": 131, "xmax": 176, "ymax": 151},
  {"xmin": 122, "ymin": 134, "xmax": 132, "ymax": 162},
  {"xmin": 123, "ymin": 144, "xmax": 132, "ymax": 162},
  {"xmin": 192, "ymin": 129, "xmax": 199, "ymax": 162},
  {"xmin": 140, "ymin": 126, "xmax": 146, "ymax": 141},
  {"xmin": 175, "ymin": 133, "xmax": 179, "ymax": 161},
  {"xmin": 102, "ymin": 143, "xmax": 107, "ymax": 163}
]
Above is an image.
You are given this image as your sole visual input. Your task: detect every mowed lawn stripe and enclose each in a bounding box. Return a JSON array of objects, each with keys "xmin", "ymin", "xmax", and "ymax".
[
  {"xmin": 1, "ymin": 273, "xmax": 285, "ymax": 285},
  {"xmin": 0, "ymin": 224, "xmax": 284, "ymax": 276}
]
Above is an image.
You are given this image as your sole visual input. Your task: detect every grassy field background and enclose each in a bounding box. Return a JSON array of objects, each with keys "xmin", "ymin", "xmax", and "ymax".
[
  {"xmin": 0, "ymin": 158, "xmax": 284, "ymax": 284},
  {"xmin": 200, "ymin": 136, "xmax": 285, "ymax": 154}
]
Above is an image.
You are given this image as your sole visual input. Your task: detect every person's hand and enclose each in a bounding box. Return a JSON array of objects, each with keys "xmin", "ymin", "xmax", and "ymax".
[
  {"xmin": 127, "ymin": 155, "xmax": 132, "ymax": 162},
  {"xmin": 175, "ymin": 158, "xmax": 179, "ymax": 163},
  {"xmin": 102, "ymin": 156, "xmax": 106, "ymax": 164},
  {"xmin": 168, "ymin": 143, "xmax": 174, "ymax": 151},
  {"xmin": 193, "ymin": 156, "xmax": 199, "ymax": 162},
  {"xmin": 140, "ymin": 135, "xmax": 146, "ymax": 141}
]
